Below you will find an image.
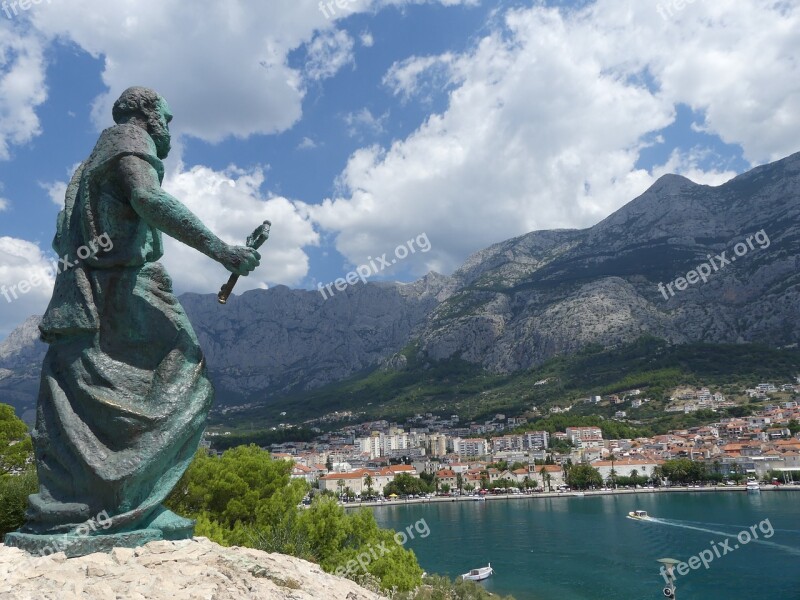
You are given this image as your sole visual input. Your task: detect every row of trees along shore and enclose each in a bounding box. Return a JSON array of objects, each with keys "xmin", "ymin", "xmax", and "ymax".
[{"xmin": 335, "ymin": 457, "xmax": 774, "ymax": 499}]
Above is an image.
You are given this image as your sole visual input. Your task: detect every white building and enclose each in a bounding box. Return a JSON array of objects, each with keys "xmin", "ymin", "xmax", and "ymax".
[
  {"xmin": 452, "ymin": 437, "xmax": 489, "ymax": 458},
  {"xmin": 523, "ymin": 430, "xmax": 550, "ymax": 450},
  {"xmin": 592, "ymin": 458, "xmax": 662, "ymax": 480},
  {"xmin": 565, "ymin": 427, "xmax": 603, "ymax": 444},
  {"xmin": 357, "ymin": 431, "xmax": 413, "ymax": 459}
]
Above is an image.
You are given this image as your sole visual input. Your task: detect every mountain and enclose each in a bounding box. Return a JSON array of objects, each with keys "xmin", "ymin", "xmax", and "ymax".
[
  {"xmin": 418, "ymin": 157, "xmax": 800, "ymax": 371},
  {"xmin": 3, "ymin": 152, "xmax": 800, "ymax": 424},
  {"xmin": 0, "ymin": 276, "xmax": 451, "ymax": 422},
  {"xmin": 0, "ymin": 316, "xmax": 47, "ymax": 423}
]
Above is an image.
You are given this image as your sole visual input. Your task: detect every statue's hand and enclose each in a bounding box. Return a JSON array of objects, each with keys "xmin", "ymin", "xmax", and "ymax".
[{"xmin": 219, "ymin": 244, "xmax": 261, "ymax": 276}]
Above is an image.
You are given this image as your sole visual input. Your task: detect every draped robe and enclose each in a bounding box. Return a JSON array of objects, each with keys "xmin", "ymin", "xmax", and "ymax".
[{"xmin": 22, "ymin": 123, "xmax": 213, "ymax": 537}]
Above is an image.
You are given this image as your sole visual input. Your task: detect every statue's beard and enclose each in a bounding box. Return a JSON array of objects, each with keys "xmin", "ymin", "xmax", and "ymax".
[{"xmin": 147, "ymin": 117, "xmax": 171, "ymax": 159}]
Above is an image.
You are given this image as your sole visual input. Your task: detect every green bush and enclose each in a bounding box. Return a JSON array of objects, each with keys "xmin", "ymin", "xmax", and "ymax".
[
  {"xmin": 165, "ymin": 446, "xmax": 424, "ymax": 592},
  {"xmin": 0, "ymin": 403, "xmax": 33, "ymax": 476},
  {"xmin": 0, "ymin": 468, "xmax": 38, "ymax": 537}
]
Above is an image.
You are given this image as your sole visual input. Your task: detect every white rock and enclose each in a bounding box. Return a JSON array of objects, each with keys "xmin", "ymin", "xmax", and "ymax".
[{"xmin": 0, "ymin": 538, "xmax": 388, "ymax": 600}]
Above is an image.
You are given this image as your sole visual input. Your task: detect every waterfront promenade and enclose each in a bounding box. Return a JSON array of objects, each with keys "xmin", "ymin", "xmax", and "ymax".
[{"xmin": 342, "ymin": 483, "xmax": 800, "ymax": 508}]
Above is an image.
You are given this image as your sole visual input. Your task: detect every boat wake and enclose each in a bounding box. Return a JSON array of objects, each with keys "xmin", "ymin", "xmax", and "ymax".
[
  {"xmin": 668, "ymin": 519, "xmax": 800, "ymax": 535},
  {"xmin": 646, "ymin": 518, "xmax": 800, "ymax": 557}
]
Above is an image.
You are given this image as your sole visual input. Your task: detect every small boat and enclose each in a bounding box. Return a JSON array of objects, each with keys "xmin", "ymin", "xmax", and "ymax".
[
  {"xmin": 461, "ymin": 563, "xmax": 493, "ymax": 581},
  {"xmin": 572, "ymin": 491, "xmax": 585, "ymax": 497},
  {"xmin": 746, "ymin": 479, "xmax": 761, "ymax": 493},
  {"xmin": 627, "ymin": 510, "xmax": 651, "ymax": 521},
  {"xmin": 472, "ymin": 495, "xmax": 486, "ymax": 501}
]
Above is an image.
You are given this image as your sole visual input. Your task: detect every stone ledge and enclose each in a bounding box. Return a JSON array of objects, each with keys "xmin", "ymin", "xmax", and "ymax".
[
  {"xmin": 4, "ymin": 529, "xmax": 163, "ymax": 558},
  {"xmin": 0, "ymin": 537, "xmax": 388, "ymax": 600}
]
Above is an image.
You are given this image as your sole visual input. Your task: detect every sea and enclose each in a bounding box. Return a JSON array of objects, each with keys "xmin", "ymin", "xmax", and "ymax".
[{"xmin": 372, "ymin": 491, "xmax": 800, "ymax": 600}]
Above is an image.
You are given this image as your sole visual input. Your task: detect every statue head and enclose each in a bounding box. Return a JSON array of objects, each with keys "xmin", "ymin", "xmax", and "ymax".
[{"xmin": 112, "ymin": 86, "xmax": 173, "ymax": 159}]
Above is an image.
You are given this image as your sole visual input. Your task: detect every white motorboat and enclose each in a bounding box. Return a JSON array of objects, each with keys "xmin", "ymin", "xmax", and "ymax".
[
  {"xmin": 627, "ymin": 510, "xmax": 651, "ymax": 521},
  {"xmin": 746, "ymin": 479, "xmax": 761, "ymax": 493},
  {"xmin": 461, "ymin": 563, "xmax": 493, "ymax": 581}
]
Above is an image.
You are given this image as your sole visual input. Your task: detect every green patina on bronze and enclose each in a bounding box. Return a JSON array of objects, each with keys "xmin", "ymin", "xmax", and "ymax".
[{"xmin": 4, "ymin": 87, "xmax": 261, "ymax": 557}]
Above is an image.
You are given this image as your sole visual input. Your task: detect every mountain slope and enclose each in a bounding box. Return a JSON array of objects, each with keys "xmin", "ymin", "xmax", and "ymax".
[
  {"xmin": 2, "ymin": 151, "xmax": 800, "ymax": 423},
  {"xmin": 417, "ymin": 153, "xmax": 800, "ymax": 372}
]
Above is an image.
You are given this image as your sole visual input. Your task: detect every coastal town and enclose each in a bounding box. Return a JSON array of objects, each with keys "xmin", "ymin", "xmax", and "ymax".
[{"xmin": 207, "ymin": 379, "xmax": 800, "ymax": 498}]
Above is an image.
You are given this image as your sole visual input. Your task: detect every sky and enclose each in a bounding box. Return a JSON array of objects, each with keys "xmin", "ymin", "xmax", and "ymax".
[{"xmin": 0, "ymin": 0, "xmax": 798, "ymax": 338}]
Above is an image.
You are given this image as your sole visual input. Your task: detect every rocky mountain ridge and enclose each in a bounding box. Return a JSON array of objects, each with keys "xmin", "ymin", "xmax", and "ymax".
[{"xmin": 2, "ymin": 151, "xmax": 800, "ymax": 421}]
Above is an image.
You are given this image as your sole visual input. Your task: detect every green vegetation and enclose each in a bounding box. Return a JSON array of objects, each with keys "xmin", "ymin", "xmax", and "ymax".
[
  {"xmin": 165, "ymin": 445, "xmax": 510, "ymax": 597},
  {"xmin": 383, "ymin": 473, "xmax": 434, "ymax": 497},
  {"xmin": 510, "ymin": 414, "xmax": 650, "ymax": 439},
  {"xmin": 0, "ymin": 468, "xmax": 36, "ymax": 537},
  {"xmin": 0, "ymin": 404, "xmax": 37, "ymax": 537},
  {"xmin": 218, "ymin": 337, "xmax": 800, "ymax": 432},
  {"xmin": 565, "ymin": 464, "xmax": 602, "ymax": 490},
  {"xmin": 0, "ymin": 403, "xmax": 33, "ymax": 476},
  {"xmin": 166, "ymin": 446, "xmax": 423, "ymax": 591}
]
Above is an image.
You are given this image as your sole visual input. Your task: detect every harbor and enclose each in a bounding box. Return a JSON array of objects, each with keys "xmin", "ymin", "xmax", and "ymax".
[{"xmin": 372, "ymin": 490, "xmax": 800, "ymax": 599}]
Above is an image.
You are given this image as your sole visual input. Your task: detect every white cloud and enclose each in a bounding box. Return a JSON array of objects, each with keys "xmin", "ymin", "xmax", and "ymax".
[
  {"xmin": 160, "ymin": 161, "xmax": 319, "ymax": 295},
  {"xmin": 579, "ymin": 0, "xmax": 800, "ymax": 164},
  {"xmin": 0, "ymin": 237, "xmax": 55, "ymax": 336},
  {"xmin": 26, "ymin": 0, "xmax": 475, "ymax": 145},
  {"xmin": 29, "ymin": 1, "xmax": 324, "ymax": 143},
  {"xmin": 305, "ymin": 29, "xmax": 356, "ymax": 81},
  {"xmin": 383, "ymin": 53, "xmax": 456, "ymax": 102},
  {"xmin": 297, "ymin": 136, "xmax": 319, "ymax": 150},
  {"xmin": 307, "ymin": 1, "xmax": 800, "ymax": 276},
  {"xmin": 652, "ymin": 148, "xmax": 738, "ymax": 187},
  {"xmin": 0, "ymin": 23, "xmax": 47, "ymax": 159},
  {"xmin": 0, "ymin": 198, "xmax": 7, "ymax": 211},
  {"xmin": 41, "ymin": 180, "xmax": 66, "ymax": 207},
  {"xmin": 343, "ymin": 108, "xmax": 388, "ymax": 137},
  {"xmin": 40, "ymin": 162, "xmax": 81, "ymax": 206},
  {"xmin": 360, "ymin": 30, "xmax": 374, "ymax": 47}
]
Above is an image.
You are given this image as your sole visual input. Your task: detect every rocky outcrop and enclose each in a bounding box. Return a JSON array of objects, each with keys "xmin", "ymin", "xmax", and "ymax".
[{"xmin": 0, "ymin": 537, "xmax": 387, "ymax": 600}]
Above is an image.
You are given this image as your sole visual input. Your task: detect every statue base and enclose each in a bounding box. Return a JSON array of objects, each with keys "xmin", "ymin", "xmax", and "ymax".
[
  {"xmin": 4, "ymin": 507, "xmax": 196, "ymax": 557},
  {"xmin": 3, "ymin": 530, "xmax": 166, "ymax": 558}
]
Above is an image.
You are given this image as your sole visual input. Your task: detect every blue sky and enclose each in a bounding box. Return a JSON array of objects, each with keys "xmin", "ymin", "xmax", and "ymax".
[{"xmin": 0, "ymin": 0, "xmax": 798, "ymax": 337}]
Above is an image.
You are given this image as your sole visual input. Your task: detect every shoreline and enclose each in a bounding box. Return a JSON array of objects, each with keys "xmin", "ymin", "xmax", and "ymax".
[{"xmin": 342, "ymin": 484, "xmax": 800, "ymax": 509}]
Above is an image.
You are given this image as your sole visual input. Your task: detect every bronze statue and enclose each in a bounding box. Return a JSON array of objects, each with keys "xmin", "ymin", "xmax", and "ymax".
[{"xmin": 5, "ymin": 87, "xmax": 260, "ymax": 556}]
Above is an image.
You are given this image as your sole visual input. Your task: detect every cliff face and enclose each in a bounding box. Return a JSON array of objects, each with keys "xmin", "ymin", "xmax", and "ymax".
[
  {"xmin": 0, "ymin": 537, "xmax": 387, "ymax": 600},
  {"xmin": 2, "ymin": 152, "xmax": 800, "ymax": 418},
  {"xmin": 0, "ymin": 316, "xmax": 46, "ymax": 423},
  {"xmin": 416, "ymin": 153, "xmax": 800, "ymax": 372},
  {"xmin": 178, "ymin": 272, "xmax": 452, "ymax": 402},
  {"xmin": 0, "ymin": 275, "xmax": 452, "ymax": 420}
]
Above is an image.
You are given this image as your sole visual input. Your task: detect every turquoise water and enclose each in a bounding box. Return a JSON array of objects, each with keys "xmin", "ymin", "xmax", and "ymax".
[{"xmin": 372, "ymin": 492, "xmax": 800, "ymax": 599}]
